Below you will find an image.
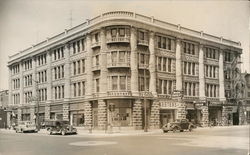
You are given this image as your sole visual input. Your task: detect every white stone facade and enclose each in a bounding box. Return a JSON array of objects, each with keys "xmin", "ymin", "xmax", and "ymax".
[{"xmin": 7, "ymin": 11, "xmax": 243, "ymax": 130}]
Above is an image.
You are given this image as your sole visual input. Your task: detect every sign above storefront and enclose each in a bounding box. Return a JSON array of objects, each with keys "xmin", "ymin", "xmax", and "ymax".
[{"xmin": 160, "ymin": 102, "xmax": 178, "ymax": 109}]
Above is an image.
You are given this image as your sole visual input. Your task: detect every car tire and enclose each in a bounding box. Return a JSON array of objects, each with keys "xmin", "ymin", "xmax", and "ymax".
[
  {"xmin": 180, "ymin": 130, "xmax": 184, "ymax": 132},
  {"xmin": 163, "ymin": 130, "xmax": 168, "ymax": 133},
  {"xmin": 173, "ymin": 127, "xmax": 178, "ymax": 133},
  {"xmin": 61, "ymin": 130, "xmax": 66, "ymax": 136},
  {"xmin": 189, "ymin": 126, "xmax": 193, "ymax": 132}
]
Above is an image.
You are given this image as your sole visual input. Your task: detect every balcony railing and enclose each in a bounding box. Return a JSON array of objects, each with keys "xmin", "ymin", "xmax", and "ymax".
[
  {"xmin": 107, "ymin": 36, "xmax": 130, "ymax": 44},
  {"xmin": 138, "ymin": 40, "xmax": 149, "ymax": 46},
  {"xmin": 107, "ymin": 62, "xmax": 130, "ymax": 68},
  {"xmin": 107, "ymin": 91, "xmax": 132, "ymax": 97},
  {"xmin": 91, "ymin": 42, "xmax": 100, "ymax": 48}
]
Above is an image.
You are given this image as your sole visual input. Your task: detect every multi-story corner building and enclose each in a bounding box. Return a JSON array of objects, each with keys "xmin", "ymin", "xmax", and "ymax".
[{"xmin": 7, "ymin": 11, "xmax": 244, "ymax": 130}]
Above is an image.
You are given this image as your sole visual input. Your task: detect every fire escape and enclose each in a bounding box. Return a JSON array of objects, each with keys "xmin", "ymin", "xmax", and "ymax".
[{"xmin": 225, "ymin": 52, "xmax": 245, "ymax": 105}]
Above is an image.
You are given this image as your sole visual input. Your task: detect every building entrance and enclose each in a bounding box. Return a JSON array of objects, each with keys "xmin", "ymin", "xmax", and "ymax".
[{"xmin": 160, "ymin": 109, "xmax": 176, "ymax": 127}]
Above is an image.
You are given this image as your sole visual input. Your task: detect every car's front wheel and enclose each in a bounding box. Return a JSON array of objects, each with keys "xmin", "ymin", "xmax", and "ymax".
[
  {"xmin": 163, "ymin": 130, "xmax": 168, "ymax": 133},
  {"xmin": 173, "ymin": 127, "xmax": 178, "ymax": 133}
]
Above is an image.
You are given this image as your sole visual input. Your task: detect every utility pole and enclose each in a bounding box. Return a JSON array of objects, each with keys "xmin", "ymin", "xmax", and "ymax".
[
  {"xmin": 144, "ymin": 65, "xmax": 148, "ymax": 132},
  {"xmin": 32, "ymin": 79, "xmax": 40, "ymax": 131}
]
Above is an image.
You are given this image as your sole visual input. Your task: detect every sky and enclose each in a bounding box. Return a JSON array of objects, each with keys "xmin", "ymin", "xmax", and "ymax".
[{"xmin": 0, "ymin": 0, "xmax": 249, "ymax": 90}]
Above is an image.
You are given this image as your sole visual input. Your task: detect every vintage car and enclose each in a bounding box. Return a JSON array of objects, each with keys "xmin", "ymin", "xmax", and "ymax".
[
  {"xmin": 46, "ymin": 120, "xmax": 77, "ymax": 136},
  {"xmin": 15, "ymin": 121, "xmax": 37, "ymax": 133},
  {"xmin": 162, "ymin": 119, "xmax": 195, "ymax": 133}
]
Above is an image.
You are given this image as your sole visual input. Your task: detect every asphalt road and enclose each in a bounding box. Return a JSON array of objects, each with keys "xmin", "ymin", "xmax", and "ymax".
[{"xmin": 0, "ymin": 126, "xmax": 249, "ymax": 155}]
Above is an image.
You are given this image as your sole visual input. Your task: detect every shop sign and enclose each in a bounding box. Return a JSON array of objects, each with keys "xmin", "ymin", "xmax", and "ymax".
[
  {"xmin": 160, "ymin": 102, "xmax": 178, "ymax": 109},
  {"xmin": 224, "ymin": 106, "xmax": 238, "ymax": 113}
]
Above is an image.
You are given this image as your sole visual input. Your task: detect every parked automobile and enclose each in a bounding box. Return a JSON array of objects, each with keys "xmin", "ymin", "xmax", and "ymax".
[
  {"xmin": 46, "ymin": 120, "xmax": 77, "ymax": 136},
  {"xmin": 15, "ymin": 121, "xmax": 37, "ymax": 133},
  {"xmin": 162, "ymin": 119, "xmax": 196, "ymax": 133}
]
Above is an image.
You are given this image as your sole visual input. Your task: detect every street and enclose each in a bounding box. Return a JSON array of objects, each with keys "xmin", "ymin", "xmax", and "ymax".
[{"xmin": 0, "ymin": 126, "xmax": 249, "ymax": 155}]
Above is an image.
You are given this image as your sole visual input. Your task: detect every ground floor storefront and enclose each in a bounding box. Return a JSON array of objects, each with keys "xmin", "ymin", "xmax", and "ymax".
[{"xmin": 6, "ymin": 98, "xmax": 249, "ymax": 130}]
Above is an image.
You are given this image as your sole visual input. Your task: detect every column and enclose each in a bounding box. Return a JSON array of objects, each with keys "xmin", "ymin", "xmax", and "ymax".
[
  {"xmin": 32, "ymin": 57, "xmax": 36, "ymax": 102},
  {"xmin": 86, "ymin": 34, "xmax": 93, "ymax": 98},
  {"xmin": 98, "ymin": 100, "xmax": 107, "ymax": 130},
  {"xmin": 20, "ymin": 62, "xmax": 24, "ymax": 105},
  {"xmin": 63, "ymin": 103, "xmax": 69, "ymax": 121},
  {"xmin": 150, "ymin": 100, "xmax": 160, "ymax": 129},
  {"xmin": 64, "ymin": 44, "xmax": 71, "ymax": 101},
  {"xmin": 132, "ymin": 99, "xmax": 142, "ymax": 129},
  {"xmin": 130, "ymin": 27, "xmax": 139, "ymax": 96},
  {"xmin": 175, "ymin": 39, "xmax": 182, "ymax": 91},
  {"xmin": 84, "ymin": 101, "xmax": 92, "ymax": 129},
  {"xmin": 46, "ymin": 51, "xmax": 52, "ymax": 120},
  {"xmin": 100, "ymin": 28, "xmax": 108, "ymax": 97},
  {"xmin": 219, "ymin": 49, "xmax": 226, "ymax": 101},
  {"xmin": 149, "ymin": 31, "xmax": 157, "ymax": 96},
  {"xmin": 46, "ymin": 51, "xmax": 52, "ymax": 102}
]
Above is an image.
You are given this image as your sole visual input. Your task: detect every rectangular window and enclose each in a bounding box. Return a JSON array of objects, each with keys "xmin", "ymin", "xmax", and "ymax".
[
  {"xmin": 192, "ymin": 63, "xmax": 195, "ymax": 75},
  {"xmin": 111, "ymin": 29, "xmax": 117, "ymax": 37},
  {"xmin": 78, "ymin": 82, "xmax": 81, "ymax": 96},
  {"xmin": 58, "ymin": 86, "xmax": 61, "ymax": 99},
  {"xmin": 82, "ymin": 59, "xmax": 85, "ymax": 73},
  {"xmin": 96, "ymin": 55, "xmax": 99, "ymax": 66},
  {"xmin": 213, "ymin": 66, "xmax": 216, "ymax": 78},
  {"xmin": 54, "ymin": 68, "xmax": 57, "ymax": 79},
  {"xmin": 139, "ymin": 31, "xmax": 144, "ymax": 40},
  {"xmin": 74, "ymin": 83, "xmax": 76, "ymax": 97},
  {"xmin": 163, "ymin": 80, "xmax": 167, "ymax": 94},
  {"xmin": 58, "ymin": 67, "xmax": 60, "ymax": 79},
  {"xmin": 188, "ymin": 62, "xmax": 191, "ymax": 74},
  {"xmin": 158, "ymin": 80, "xmax": 162, "ymax": 94},
  {"xmin": 162, "ymin": 37, "xmax": 166, "ymax": 49},
  {"xmin": 192, "ymin": 44, "xmax": 195, "ymax": 55},
  {"xmin": 141, "ymin": 54, "xmax": 145, "ymax": 65},
  {"xmin": 119, "ymin": 51, "xmax": 125, "ymax": 63},
  {"xmin": 168, "ymin": 38, "xmax": 171, "ymax": 50},
  {"xmin": 95, "ymin": 33, "xmax": 99, "ymax": 42},
  {"xmin": 62, "ymin": 86, "xmax": 64, "ymax": 98},
  {"xmin": 168, "ymin": 81, "xmax": 172, "ymax": 95},
  {"xmin": 188, "ymin": 83, "xmax": 192, "ymax": 96},
  {"xmin": 73, "ymin": 62, "xmax": 76, "ymax": 75},
  {"xmin": 73, "ymin": 42, "xmax": 76, "ymax": 54},
  {"xmin": 163, "ymin": 58, "xmax": 166, "ymax": 71},
  {"xmin": 111, "ymin": 51, "xmax": 117, "ymax": 65},
  {"xmin": 77, "ymin": 41, "xmax": 80, "ymax": 52},
  {"xmin": 55, "ymin": 87, "xmax": 57, "ymax": 99},
  {"xmin": 61, "ymin": 66, "xmax": 64, "ymax": 78},
  {"xmin": 78, "ymin": 60, "xmax": 81, "ymax": 74},
  {"xmin": 184, "ymin": 82, "xmax": 187, "ymax": 95},
  {"xmin": 158, "ymin": 57, "xmax": 162, "ymax": 71},
  {"xmin": 96, "ymin": 79, "xmax": 100, "ymax": 92},
  {"xmin": 157, "ymin": 36, "xmax": 161, "ymax": 48},
  {"xmin": 184, "ymin": 62, "xmax": 187, "ymax": 74},
  {"xmin": 168, "ymin": 58, "xmax": 172, "ymax": 72},
  {"xmin": 112, "ymin": 76, "xmax": 118, "ymax": 90},
  {"xmin": 120, "ymin": 76, "xmax": 126, "ymax": 90},
  {"xmin": 61, "ymin": 47, "xmax": 64, "ymax": 58},
  {"xmin": 119, "ymin": 28, "xmax": 125, "ymax": 36},
  {"xmin": 82, "ymin": 82, "xmax": 85, "ymax": 96},
  {"xmin": 193, "ymin": 83, "xmax": 196, "ymax": 96}
]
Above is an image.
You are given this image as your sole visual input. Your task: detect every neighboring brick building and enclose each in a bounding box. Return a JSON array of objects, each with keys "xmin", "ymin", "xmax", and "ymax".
[{"xmin": 7, "ymin": 11, "xmax": 244, "ymax": 130}]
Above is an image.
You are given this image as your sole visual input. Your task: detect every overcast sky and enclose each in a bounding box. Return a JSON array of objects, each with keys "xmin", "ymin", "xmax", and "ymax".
[{"xmin": 0, "ymin": 0, "xmax": 249, "ymax": 90}]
